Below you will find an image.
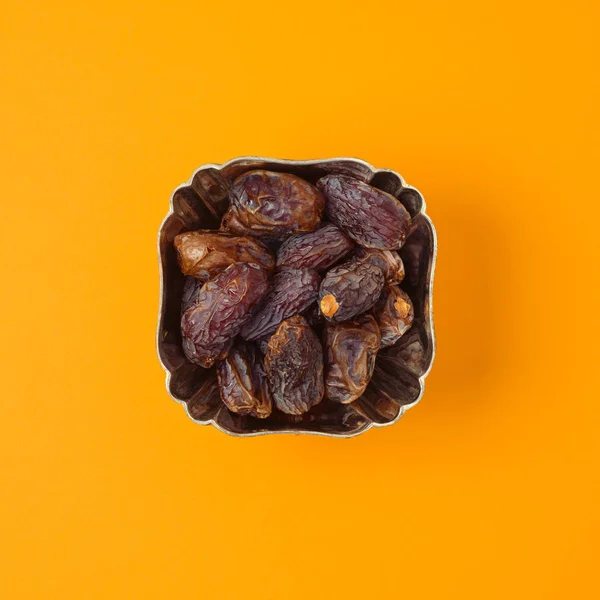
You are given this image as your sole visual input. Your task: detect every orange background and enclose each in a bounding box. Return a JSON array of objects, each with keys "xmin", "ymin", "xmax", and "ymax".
[{"xmin": 1, "ymin": 1, "xmax": 599, "ymax": 598}]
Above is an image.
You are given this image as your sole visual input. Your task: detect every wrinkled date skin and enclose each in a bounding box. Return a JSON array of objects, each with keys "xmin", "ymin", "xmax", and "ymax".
[
  {"xmin": 181, "ymin": 276, "xmax": 203, "ymax": 314},
  {"xmin": 319, "ymin": 260, "xmax": 385, "ymax": 322},
  {"xmin": 354, "ymin": 248, "xmax": 405, "ymax": 283},
  {"xmin": 265, "ymin": 315, "xmax": 324, "ymax": 415},
  {"xmin": 240, "ymin": 268, "xmax": 321, "ymax": 341},
  {"xmin": 174, "ymin": 230, "xmax": 274, "ymax": 281},
  {"xmin": 217, "ymin": 342, "xmax": 272, "ymax": 418},
  {"xmin": 181, "ymin": 263, "xmax": 269, "ymax": 368},
  {"xmin": 220, "ymin": 207, "xmax": 254, "ymax": 237},
  {"xmin": 276, "ymin": 224, "xmax": 354, "ymax": 272},
  {"xmin": 373, "ymin": 286, "xmax": 415, "ymax": 348},
  {"xmin": 324, "ymin": 314, "xmax": 381, "ymax": 404},
  {"xmin": 223, "ymin": 170, "xmax": 325, "ymax": 239},
  {"xmin": 317, "ymin": 174, "xmax": 411, "ymax": 249}
]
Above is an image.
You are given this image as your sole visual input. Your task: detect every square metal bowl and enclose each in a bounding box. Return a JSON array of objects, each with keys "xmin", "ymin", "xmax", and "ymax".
[{"xmin": 157, "ymin": 157, "xmax": 437, "ymax": 437}]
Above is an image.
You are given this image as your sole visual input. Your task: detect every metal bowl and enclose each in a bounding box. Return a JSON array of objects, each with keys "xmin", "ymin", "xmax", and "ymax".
[{"xmin": 157, "ymin": 157, "xmax": 437, "ymax": 437}]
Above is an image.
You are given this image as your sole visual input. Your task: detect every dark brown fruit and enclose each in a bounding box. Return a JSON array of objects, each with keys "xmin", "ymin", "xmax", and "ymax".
[
  {"xmin": 265, "ymin": 316, "xmax": 324, "ymax": 415},
  {"xmin": 276, "ymin": 224, "xmax": 353, "ymax": 272},
  {"xmin": 317, "ymin": 174, "xmax": 411, "ymax": 249},
  {"xmin": 319, "ymin": 260, "xmax": 384, "ymax": 322},
  {"xmin": 373, "ymin": 286, "xmax": 414, "ymax": 348},
  {"xmin": 217, "ymin": 342, "xmax": 272, "ymax": 419},
  {"xmin": 220, "ymin": 206, "xmax": 255, "ymax": 237},
  {"xmin": 181, "ymin": 263, "xmax": 269, "ymax": 368},
  {"xmin": 224, "ymin": 170, "xmax": 325, "ymax": 239},
  {"xmin": 174, "ymin": 230, "xmax": 274, "ymax": 281},
  {"xmin": 181, "ymin": 276, "xmax": 203, "ymax": 314},
  {"xmin": 323, "ymin": 314, "xmax": 381, "ymax": 403},
  {"xmin": 240, "ymin": 268, "xmax": 321, "ymax": 341},
  {"xmin": 354, "ymin": 248, "xmax": 405, "ymax": 283}
]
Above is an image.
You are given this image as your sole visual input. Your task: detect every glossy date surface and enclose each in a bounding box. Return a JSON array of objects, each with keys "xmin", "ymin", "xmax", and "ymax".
[
  {"xmin": 354, "ymin": 248, "xmax": 405, "ymax": 283},
  {"xmin": 324, "ymin": 314, "xmax": 381, "ymax": 404},
  {"xmin": 174, "ymin": 230, "xmax": 274, "ymax": 281},
  {"xmin": 217, "ymin": 342, "xmax": 272, "ymax": 418},
  {"xmin": 265, "ymin": 316, "xmax": 324, "ymax": 415},
  {"xmin": 373, "ymin": 286, "xmax": 415, "ymax": 348},
  {"xmin": 319, "ymin": 260, "xmax": 384, "ymax": 322},
  {"xmin": 240, "ymin": 268, "xmax": 321, "ymax": 341},
  {"xmin": 276, "ymin": 224, "xmax": 353, "ymax": 272},
  {"xmin": 317, "ymin": 174, "xmax": 411, "ymax": 249},
  {"xmin": 181, "ymin": 262, "xmax": 269, "ymax": 368},
  {"xmin": 223, "ymin": 170, "xmax": 324, "ymax": 239}
]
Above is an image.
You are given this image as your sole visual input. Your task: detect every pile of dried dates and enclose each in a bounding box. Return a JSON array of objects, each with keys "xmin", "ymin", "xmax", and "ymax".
[{"xmin": 174, "ymin": 170, "xmax": 415, "ymax": 418}]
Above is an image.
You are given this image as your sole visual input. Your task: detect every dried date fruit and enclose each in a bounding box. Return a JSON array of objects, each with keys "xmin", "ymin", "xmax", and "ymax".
[
  {"xmin": 217, "ymin": 342, "xmax": 272, "ymax": 418},
  {"xmin": 220, "ymin": 206, "xmax": 256, "ymax": 237},
  {"xmin": 224, "ymin": 170, "xmax": 325, "ymax": 239},
  {"xmin": 319, "ymin": 260, "xmax": 384, "ymax": 322},
  {"xmin": 373, "ymin": 286, "xmax": 414, "ymax": 348},
  {"xmin": 218, "ymin": 211, "xmax": 283, "ymax": 252},
  {"xmin": 317, "ymin": 174, "xmax": 411, "ymax": 249},
  {"xmin": 323, "ymin": 314, "xmax": 381, "ymax": 403},
  {"xmin": 265, "ymin": 315, "xmax": 324, "ymax": 415},
  {"xmin": 276, "ymin": 224, "xmax": 353, "ymax": 272},
  {"xmin": 240, "ymin": 268, "xmax": 321, "ymax": 341},
  {"xmin": 174, "ymin": 231, "xmax": 274, "ymax": 281},
  {"xmin": 181, "ymin": 276, "xmax": 203, "ymax": 314},
  {"xmin": 181, "ymin": 262, "xmax": 269, "ymax": 368},
  {"xmin": 354, "ymin": 248, "xmax": 405, "ymax": 283}
]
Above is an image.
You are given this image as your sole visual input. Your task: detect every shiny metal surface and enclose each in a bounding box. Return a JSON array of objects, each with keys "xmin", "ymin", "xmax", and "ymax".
[{"xmin": 157, "ymin": 157, "xmax": 437, "ymax": 437}]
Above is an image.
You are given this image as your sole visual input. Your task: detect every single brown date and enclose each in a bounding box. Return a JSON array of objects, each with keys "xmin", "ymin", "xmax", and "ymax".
[
  {"xmin": 265, "ymin": 315, "xmax": 324, "ymax": 415},
  {"xmin": 223, "ymin": 170, "xmax": 324, "ymax": 239},
  {"xmin": 373, "ymin": 286, "xmax": 414, "ymax": 348},
  {"xmin": 217, "ymin": 342, "xmax": 272, "ymax": 418},
  {"xmin": 323, "ymin": 314, "xmax": 381, "ymax": 404},
  {"xmin": 240, "ymin": 268, "xmax": 321, "ymax": 341},
  {"xmin": 319, "ymin": 260, "xmax": 384, "ymax": 322},
  {"xmin": 181, "ymin": 262, "xmax": 269, "ymax": 368},
  {"xmin": 275, "ymin": 224, "xmax": 353, "ymax": 272},
  {"xmin": 174, "ymin": 230, "xmax": 274, "ymax": 281},
  {"xmin": 317, "ymin": 174, "xmax": 411, "ymax": 249},
  {"xmin": 354, "ymin": 248, "xmax": 405, "ymax": 283}
]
